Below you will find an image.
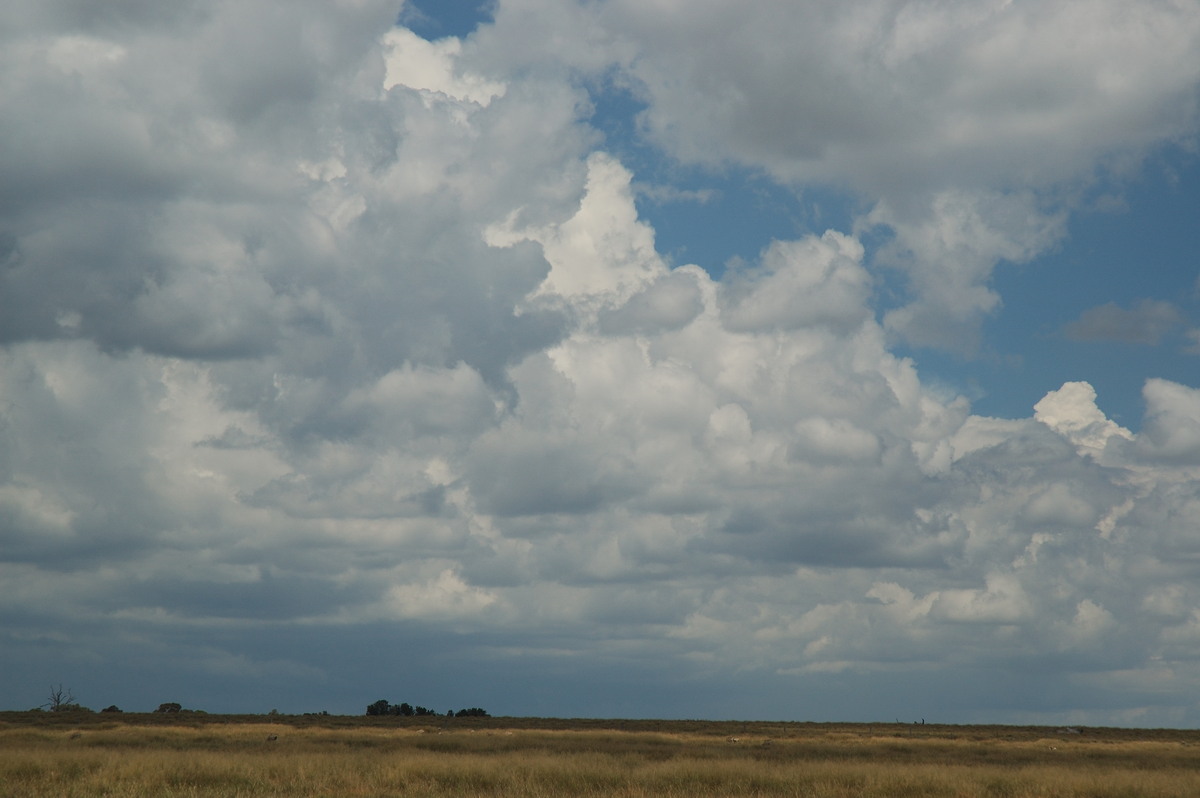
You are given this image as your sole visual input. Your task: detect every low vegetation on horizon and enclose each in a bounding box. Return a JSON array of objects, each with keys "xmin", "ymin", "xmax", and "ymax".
[
  {"xmin": 3, "ymin": 711, "xmax": 1200, "ymax": 797},
  {"xmin": 27, "ymin": 682, "xmax": 492, "ymax": 719}
]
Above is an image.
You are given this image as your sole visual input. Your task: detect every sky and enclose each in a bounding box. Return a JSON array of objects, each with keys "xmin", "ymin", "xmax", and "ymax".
[{"xmin": 2, "ymin": 0, "xmax": 1200, "ymax": 726}]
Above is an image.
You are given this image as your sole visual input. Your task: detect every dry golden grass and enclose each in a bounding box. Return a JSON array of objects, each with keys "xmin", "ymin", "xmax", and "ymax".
[{"xmin": 2, "ymin": 715, "xmax": 1200, "ymax": 796}]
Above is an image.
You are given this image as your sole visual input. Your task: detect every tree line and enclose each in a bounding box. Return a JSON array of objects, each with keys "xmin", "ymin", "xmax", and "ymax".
[{"xmin": 365, "ymin": 699, "xmax": 489, "ymax": 718}]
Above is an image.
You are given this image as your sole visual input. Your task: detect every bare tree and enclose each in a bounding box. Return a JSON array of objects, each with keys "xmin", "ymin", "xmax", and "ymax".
[{"xmin": 43, "ymin": 684, "xmax": 77, "ymax": 711}]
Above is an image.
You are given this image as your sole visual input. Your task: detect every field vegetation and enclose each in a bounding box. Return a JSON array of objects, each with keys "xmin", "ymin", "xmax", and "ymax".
[{"xmin": 2, "ymin": 712, "xmax": 1200, "ymax": 796}]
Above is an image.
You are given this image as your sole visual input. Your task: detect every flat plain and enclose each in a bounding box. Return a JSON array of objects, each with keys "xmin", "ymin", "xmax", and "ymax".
[{"xmin": 3, "ymin": 712, "xmax": 1199, "ymax": 797}]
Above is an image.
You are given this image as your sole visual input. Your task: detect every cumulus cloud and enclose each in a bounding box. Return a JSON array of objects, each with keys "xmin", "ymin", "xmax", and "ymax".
[
  {"xmin": 1138, "ymin": 379, "xmax": 1200, "ymax": 463},
  {"xmin": 3, "ymin": 0, "xmax": 1200, "ymax": 724},
  {"xmin": 1034, "ymin": 381, "xmax": 1133, "ymax": 455},
  {"xmin": 382, "ymin": 26, "xmax": 505, "ymax": 104},
  {"xmin": 470, "ymin": 0, "xmax": 1200, "ymax": 349},
  {"xmin": 553, "ymin": 0, "xmax": 1200, "ymax": 196},
  {"xmin": 720, "ymin": 232, "xmax": 871, "ymax": 334}
]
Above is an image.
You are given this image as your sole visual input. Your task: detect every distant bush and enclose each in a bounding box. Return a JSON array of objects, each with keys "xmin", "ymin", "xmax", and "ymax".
[
  {"xmin": 155, "ymin": 703, "xmax": 182, "ymax": 713},
  {"xmin": 101, "ymin": 705, "xmax": 123, "ymax": 713}
]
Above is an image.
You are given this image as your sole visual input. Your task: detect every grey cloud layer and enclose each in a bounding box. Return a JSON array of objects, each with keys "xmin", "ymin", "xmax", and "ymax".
[
  {"xmin": 1064, "ymin": 299, "xmax": 1184, "ymax": 345},
  {"xmin": 3, "ymin": 0, "xmax": 1200, "ymax": 723}
]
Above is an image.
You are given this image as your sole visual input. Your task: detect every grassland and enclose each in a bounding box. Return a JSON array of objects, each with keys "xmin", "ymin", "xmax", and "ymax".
[{"xmin": 3, "ymin": 712, "xmax": 1200, "ymax": 796}]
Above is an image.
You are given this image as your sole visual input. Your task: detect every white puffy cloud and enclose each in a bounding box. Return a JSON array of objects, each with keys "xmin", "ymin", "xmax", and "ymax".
[
  {"xmin": 488, "ymin": 152, "xmax": 664, "ymax": 317},
  {"xmin": 383, "ymin": 27, "xmax": 506, "ymax": 104},
  {"xmin": 2, "ymin": 0, "xmax": 1200, "ymax": 725},
  {"xmin": 1034, "ymin": 381, "xmax": 1134, "ymax": 456},
  {"xmin": 1138, "ymin": 379, "xmax": 1200, "ymax": 463}
]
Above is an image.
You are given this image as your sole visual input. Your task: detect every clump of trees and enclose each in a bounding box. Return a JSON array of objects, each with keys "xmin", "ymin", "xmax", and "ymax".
[
  {"xmin": 154, "ymin": 702, "xmax": 205, "ymax": 714},
  {"xmin": 366, "ymin": 700, "xmax": 489, "ymax": 718},
  {"xmin": 366, "ymin": 700, "xmax": 438, "ymax": 717},
  {"xmin": 454, "ymin": 708, "xmax": 490, "ymax": 717}
]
